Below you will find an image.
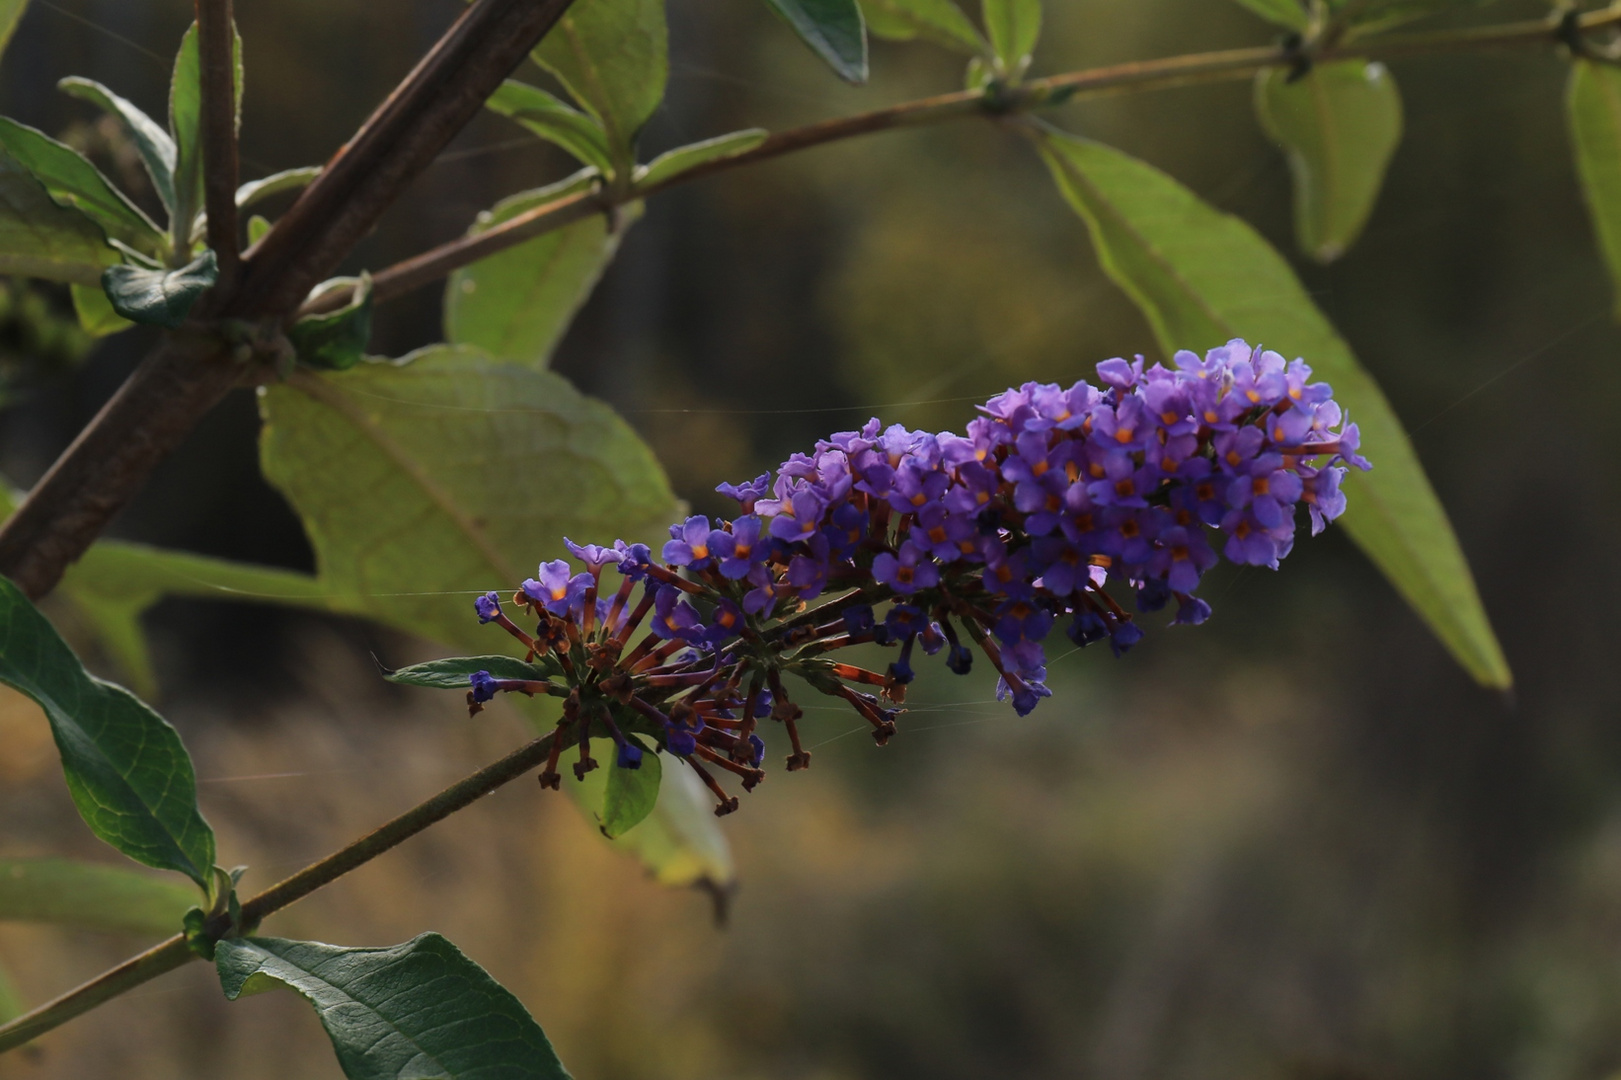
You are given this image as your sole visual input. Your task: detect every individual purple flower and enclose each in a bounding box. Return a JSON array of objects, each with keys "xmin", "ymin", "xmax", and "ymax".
[
  {"xmin": 564, "ymin": 538, "xmax": 620, "ymax": 573},
  {"xmin": 787, "ymin": 532, "xmax": 832, "ymax": 599},
  {"xmin": 617, "ymin": 740, "xmax": 644, "ymax": 769},
  {"xmin": 1228, "ymin": 461, "xmax": 1304, "ymax": 530},
  {"xmin": 1095, "ymin": 355, "xmax": 1143, "ymax": 390},
  {"xmin": 911, "ymin": 503, "xmax": 977, "ymax": 563},
  {"xmin": 523, "ymin": 560, "xmax": 592, "ymax": 616},
  {"xmin": 1301, "ymin": 465, "xmax": 1348, "ymax": 535},
  {"xmin": 880, "ymin": 603, "xmax": 927, "ymax": 645},
  {"xmin": 474, "ymin": 591, "xmax": 502, "ymax": 624},
  {"xmin": 713, "ymin": 515, "xmax": 765, "ymax": 580},
  {"xmin": 664, "ymin": 516, "xmax": 725, "ymax": 572},
  {"xmin": 747, "ymin": 733, "xmax": 766, "ymax": 768},
  {"xmin": 993, "ymin": 599, "xmax": 1055, "ymax": 646},
  {"xmin": 613, "ymin": 540, "xmax": 653, "ymax": 579},
  {"xmin": 1174, "ymin": 595, "xmax": 1213, "ymax": 625},
  {"xmin": 650, "ymin": 584, "xmax": 705, "ymax": 641},
  {"xmin": 765, "ymin": 487, "xmax": 829, "ymax": 544},
  {"xmin": 716, "ymin": 473, "xmax": 771, "ymax": 513},
  {"xmin": 872, "ymin": 540, "xmax": 940, "ymax": 595},
  {"xmin": 1148, "ymin": 525, "xmax": 1218, "ymax": 593},
  {"xmin": 1335, "ymin": 421, "xmax": 1371, "ymax": 471},
  {"xmin": 1219, "ymin": 508, "xmax": 1284, "ymax": 568},
  {"xmin": 742, "ymin": 563, "xmax": 782, "ymax": 616},
  {"xmin": 822, "ymin": 501, "xmax": 868, "ymax": 558},
  {"xmin": 666, "ymin": 722, "xmax": 697, "ymax": 757},
  {"xmin": 469, "ymin": 670, "xmax": 501, "ymax": 704},
  {"xmin": 885, "ymin": 461, "xmax": 950, "ymax": 514},
  {"xmin": 1068, "ymin": 609, "xmax": 1108, "ymax": 647},
  {"xmin": 1109, "ymin": 619, "xmax": 1144, "ymax": 658},
  {"xmin": 704, "ymin": 599, "xmax": 745, "ymax": 644}
]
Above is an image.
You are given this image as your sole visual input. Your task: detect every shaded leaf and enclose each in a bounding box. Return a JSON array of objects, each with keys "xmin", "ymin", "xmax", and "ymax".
[
  {"xmin": 102, "ymin": 248, "xmax": 218, "ymax": 328},
  {"xmin": 534, "ymin": 0, "xmax": 666, "ymax": 164},
  {"xmin": 216, "ymin": 934, "xmax": 571, "ymax": 1080},
  {"xmin": 445, "ymin": 175, "xmax": 630, "ymax": 368},
  {"xmin": 382, "ymin": 654, "xmax": 561, "ymax": 691},
  {"xmin": 168, "ymin": 24, "xmax": 202, "ymax": 249},
  {"xmin": 981, "ymin": 0, "xmax": 1040, "ymax": 78},
  {"xmin": 1035, "ymin": 127, "xmax": 1510, "ymax": 688},
  {"xmin": 601, "ymin": 739, "xmax": 661, "ymax": 838},
  {"xmin": 0, "ymin": 855, "xmax": 198, "ymax": 936},
  {"xmin": 290, "ymin": 274, "xmax": 372, "ymax": 371},
  {"xmin": 236, "ymin": 166, "xmax": 319, "ymax": 210},
  {"xmin": 0, "ymin": 0, "xmax": 26, "ymax": 61},
  {"xmin": 0, "ymin": 575, "xmax": 215, "ymax": 884},
  {"xmin": 762, "ymin": 0, "xmax": 868, "ymax": 84},
  {"xmin": 487, "ymin": 81, "xmax": 615, "ymax": 176},
  {"xmin": 858, "ymin": 0, "xmax": 987, "ymax": 54},
  {"xmin": 54, "ymin": 536, "xmax": 330, "ymax": 700},
  {"xmin": 1227, "ymin": 0, "xmax": 1308, "ymax": 28},
  {"xmin": 0, "ymin": 961, "xmax": 20, "ymax": 1025},
  {"xmin": 1330, "ymin": 0, "xmax": 1500, "ymax": 33},
  {"xmin": 257, "ymin": 345, "xmax": 680, "ymax": 652},
  {"xmin": 246, "ymin": 213, "xmax": 269, "ymax": 245},
  {"xmin": 635, "ymin": 129, "xmax": 769, "ymax": 192},
  {"xmin": 0, "ymin": 150, "xmax": 116, "ymax": 285},
  {"xmin": 1569, "ymin": 60, "xmax": 1621, "ymax": 319},
  {"xmin": 70, "ymin": 281, "xmax": 131, "ymax": 337},
  {"xmin": 1255, "ymin": 60, "xmax": 1402, "ymax": 263},
  {"xmin": 568, "ymin": 738, "xmax": 732, "ymax": 884},
  {"xmin": 0, "ymin": 117, "xmax": 164, "ymax": 251},
  {"xmin": 59, "ymin": 77, "xmax": 177, "ymax": 215}
]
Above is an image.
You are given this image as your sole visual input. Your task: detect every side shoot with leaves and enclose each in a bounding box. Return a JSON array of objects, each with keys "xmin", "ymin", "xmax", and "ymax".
[{"xmin": 0, "ymin": 0, "xmax": 1616, "ymax": 1073}]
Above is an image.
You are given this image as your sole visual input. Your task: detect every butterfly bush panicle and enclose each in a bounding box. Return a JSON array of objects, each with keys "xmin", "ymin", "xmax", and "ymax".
[{"xmin": 463, "ymin": 341, "xmax": 1370, "ymax": 815}]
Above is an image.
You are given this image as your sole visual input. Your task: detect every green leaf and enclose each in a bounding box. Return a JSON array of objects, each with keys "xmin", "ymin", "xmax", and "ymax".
[
  {"xmin": 634, "ymin": 129, "xmax": 769, "ymax": 192},
  {"xmin": 602, "ymin": 739, "xmax": 661, "ymax": 838},
  {"xmin": 573, "ymin": 749, "xmax": 735, "ymax": 888},
  {"xmin": 53, "ymin": 537, "xmax": 330, "ymax": 700},
  {"xmin": 534, "ymin": 0, "xmax": 667, "ymax": 166},
  {"xmin": 761, "ymin": 0, "xmax": 868, "ymax": 84},
  {"xmin": 382, "ymin": 654, "xmax": 561, "ymax": 691},
  {"xmin": 168, "ymin": 24, "xmax": 202, "ymax": 251},
  {"xmin": 236, "ymin": 166, "xmax": 319, "ymax": 210},
  {"xmin": 1569, "ymin": 60, "xmax": 1621, "ymax": 320},
  {"xmin": 858, "ymin": 0, "xmax": 988, "ymax": 55},
  {"xmin": 0, "ymin": 961, "xmax": 21, "ymax": 1025},
  {"xmin": 102, "ymin": 248, "xmax": 218, "ymax": 328},
  {"xmin": 0, "ymin": 0, "xmax": 27, "ymax": 61},
  {"xmin": 1330, "ymin": 0, "xmax": 1499, "ymax": 34},
  {"xmin": 216, "ymin": 934, "xmax": 571, "ymax": 1080},
  {"xmin": 290, "ymin": 274, "xmax": 373, "ymax": 371},
  {"xmin": 1034, "ymin": 128, "xmax": 1510, "ymax": 689},
  {"xmin": 0, "ymin": 856, "xmax": 199, "ymax": 936},
  {"xmin": 1227, "ymin": 0, "xmax": 1309, "ymax": 29},
  {"xmin": 486, "ymin": 81, "xmax": 615, "ymax": 176},
  {"xmin": 981, "ymin": 0, "xmax": 1040, "ymax": 79},
  {"xmin": 0, "ymin": 117, "xmax": 165, "ymax": 252},
  {"xmin": 0, "ymin": 150, "xmax": 117, "ymax": 285},
  {"xmin": 59, "ymin": 77, "xmax": 177, "ymax": 215},
  {"xmin": 71, "ymin": 282, "xmax": 132, "ymax": 337},
  {"xmin": 246, "ymin": 213, "xmax": 269, "ymax": 245},
  {"xmin": 257, "ymin": 345, "xmax": 680, "ymax": 651},
  {"xmin": 0, "ymin": 575, "xmax": 215, "ymax": 884},
  {"xmin": 445, "ymin": 176, "xmax": 630, "ymax": 369},
  {"xmin": 1254, "ymin": 60, "xmax": 1402, "ymax": 263}
]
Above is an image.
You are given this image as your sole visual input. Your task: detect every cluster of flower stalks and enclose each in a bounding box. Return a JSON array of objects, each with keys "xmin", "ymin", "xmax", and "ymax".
[{"xmin": 467, "ymin": 340, "xmax": 1371, "ymax": 816}]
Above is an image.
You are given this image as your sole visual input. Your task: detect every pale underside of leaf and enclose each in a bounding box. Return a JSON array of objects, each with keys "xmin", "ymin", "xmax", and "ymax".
[
  {"xmin": 1569, "ymin": 61, "xmax": 1621, "ymax": 319},
  {"xmin": 0, "ymin": 856, "xmax": 199, "ymax": 936}
]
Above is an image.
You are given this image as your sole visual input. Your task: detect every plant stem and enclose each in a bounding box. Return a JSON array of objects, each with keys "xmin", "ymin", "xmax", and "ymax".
[
  {"xmin": 0, "ymin": 730, "xmax": 560, "ymax": 1054},
  {"xmin": 319, "ymin": 6, "xmax": 1621, "ymax": 313},
  {"xmin": 230, "ymin": 0, "xmax": 580, "ymax": 317},
  {"xmin": 0, "ymin": 0, "xmax": 582, "ymax": 600},
  {"xmin": 197, "ymin": 0, "xmax": 240, "ymax": 287}
]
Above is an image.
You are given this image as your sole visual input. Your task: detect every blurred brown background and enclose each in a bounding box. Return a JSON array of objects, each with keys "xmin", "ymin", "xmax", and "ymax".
[{"xmin": 2, "ymin": 0, "xmax": 1619, "ymax": 1077}]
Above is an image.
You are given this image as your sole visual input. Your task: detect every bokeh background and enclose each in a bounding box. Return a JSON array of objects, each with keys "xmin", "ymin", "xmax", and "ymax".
[{"xmin": 1, "ymin": 0, "xmax": 1618, "ymax": 1076}]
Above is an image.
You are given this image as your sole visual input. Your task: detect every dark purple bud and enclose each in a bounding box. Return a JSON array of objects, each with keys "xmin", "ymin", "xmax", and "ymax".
[
  {"xmin": 1135, "ymin": 579, "xmax": 1171, "ymax": 612},
  {"xmin": 748, "ymin": 734, "xmax": 766, "ymax": 768},
  {"xmin": 841, "ymin": 603, "xmax": 875, "ymax": 637},
  {"xmin": 474, "ymin": 591, "xmax": 502, "ymax": 624},
  {"xmin": 946, "ymin": 643, "xmax": 973, "ymax": 675},
  {"xmin": 617, "ymin": 740, "xmax": 644, "ymax": 769},
  {"xmin": 469, "ymin": 670, "xmax": 500, "ymax": 704},
  {"xmin": 1109, "ymin": 620, "xmax": 1144, "ymax": 658},
  {"xmin": 1068, "ymin": 610, "xmax": 1108, "ymax": 647}
]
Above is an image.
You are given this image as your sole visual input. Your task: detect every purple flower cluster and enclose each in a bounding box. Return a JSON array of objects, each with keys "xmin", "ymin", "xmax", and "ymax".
[{"xmin": 460, "ymin": 341, "xmax": 1368, "ymax": 816}]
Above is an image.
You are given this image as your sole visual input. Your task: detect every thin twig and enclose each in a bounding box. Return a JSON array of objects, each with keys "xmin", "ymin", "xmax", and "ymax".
[
  {"xmin": 197, "ymin": 0, "xmax": 240, "ymax": 285},
  {"xmin": 330, "ymin": 6, "xmax": 1621, "ymax": 313},
  {"xmin": 0, "ymin": 730, "xmax": 560, "ymax": 1053}
]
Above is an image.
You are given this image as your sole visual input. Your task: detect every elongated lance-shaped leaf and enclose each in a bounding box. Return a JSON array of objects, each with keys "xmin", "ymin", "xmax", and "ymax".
[
  {"xmin": 534, "ymin": 0, "xmax": 667, "ymax": 170},
  {"xmin": 0, "ymin": 0, "xmax": 26, "ymax": 61},
  {"xmin": 258, "ymin": 345, "xmax": 680, "ymax": 652},
  {"xmin": 1329, "ymin": 0, "xmax": 1500, "ymax": 34},
  {"xmin": 859, "ymin": 0, "xmax": 988, "ymax": 55},
  {"xmin": 1255, "ymin": 61, "xmax": 1402, "ymax": 264},
  {"xmin": 0, "ymin": 960, "xmax": 21, "ymax": 1024},
  {"xmin": 635, "ymin": 129, "xmax": 770, "ymax": 191},
  {"xmin": 0, "ymin": 117, "xmax": 165, "ymax": 252},
  {"xmin": 487, "ymin": 81, "xmax": 615, "ymax": 177},
  {"xmin": 382, "ymin": 654, "xmax": 562, "ymax": 690},
  {"xmin": 0, "ymin": 150, "xmax": 117, "ymax": 284},
  {"xmin": 216, "ymin": 934, "xmax": 572, "ymax": 1080},
  {"xmin": 446, "ymin": 174, "xmax": 632, "ymax": 368},
  {"xmin": 59, "ymin": 77, "xmax": 177, "ymax": 217},
  {"xmin": 981, "ymin": 0, "xmax": 1040, "ymax": 79},
  {"xmin": 0, "ymin": 856, "xmax": 199, "ymax": 936},
  {"xmin": 103, "ymin": 248, "xmax": 218, "ymax": 328},
  {"xmin": 1227, "ymin": 0, "xmax": 1309, "ymax": 28},
  {"xmin": 167, "ymin": 20, "xmax": 243, "ymax": 254},
  {"xmin": 1569, "ymin": 60, "xmax": 1621, "ymax": 319},
  {"xmin": 0, "ymin": 576, "xmax": 215, "ymax": 884},
  {"xmin": 1034, "ymin": 128, "xmax": 1510, "ymax": 689},
  {"xmin": 763, "ymin": 0, "xmax": 868, "ymax": 83},
  {"xmin": 236, "ymin": 166, "xmax": 319, "ymax": 211}
]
